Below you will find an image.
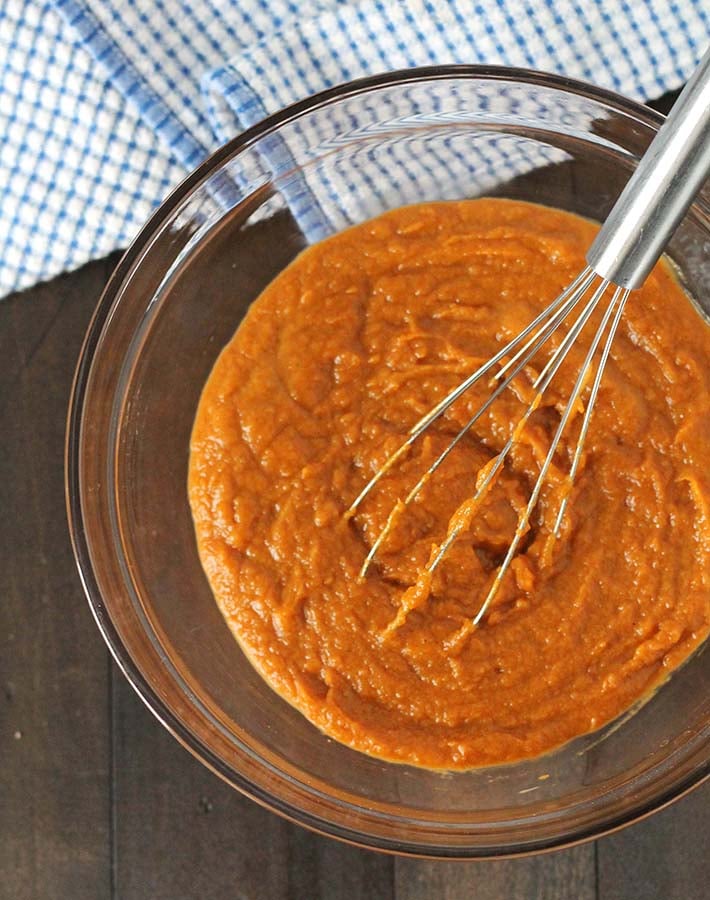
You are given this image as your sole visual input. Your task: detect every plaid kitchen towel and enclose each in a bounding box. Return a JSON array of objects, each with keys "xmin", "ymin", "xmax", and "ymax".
[{"xmin": 1, "ymin": 0, "xmax": 708, "ymax": 297}]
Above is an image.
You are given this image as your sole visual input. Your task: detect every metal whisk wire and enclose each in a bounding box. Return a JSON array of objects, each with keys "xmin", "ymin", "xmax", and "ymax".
[
  {"xmin": 351, "ymin": 272, "xmax": 625, "ymax": 582},
  {"xmin": 349, "ymin": 266, "xmax": 597, "ymax": 577},
  {"xmin": 347, "ymin": 48, "xmax": 710, "ymax": 630},
  {"xmin": 472, "ymin": 283, "xmax": 629, "ymax": 627},
  {"xmin": 345, "ymin": 266, "xmax": 595, "ymax": 520}
]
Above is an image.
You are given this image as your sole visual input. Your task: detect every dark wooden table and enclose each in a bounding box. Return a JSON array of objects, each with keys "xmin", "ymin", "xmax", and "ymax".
[{"xmin": 2, "ymin": 89, "xmax": 709, "ymax": 900}]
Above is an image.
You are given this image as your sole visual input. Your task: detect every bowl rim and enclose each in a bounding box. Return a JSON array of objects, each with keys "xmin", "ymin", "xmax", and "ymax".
[{"xmin": 65, "ymin": 63, "xmax": 710, "ymax": 859}]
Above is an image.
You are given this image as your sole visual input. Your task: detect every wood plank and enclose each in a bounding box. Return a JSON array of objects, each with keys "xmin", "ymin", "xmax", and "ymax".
[
  {"xmin": 393, "ymin": 83, "xmax": 694, "ymax": 900},
  {"xmin": 112, "ymin": 674, "xmax": 394, "ymax": 900},
  {"xmin": 597, "ymin": 780, "xmax": 710, "ymax": 900},
  {"xmin": 285, "ymin": 822, "xmax": 394, "ymax": 900},
  {"xmin": 0, "ymin": 260, "xmax": 113, "ymax": 900},
  {"xmin": 107, "ymin": 210, "xmax": 289, "ymax": 899},
  {"xmin": 111, "ymin": 673, "xmax": 289, "ymax": 899},
  {"xmin": 647, "ymin": 88, "xmax": 681, "ymax": 115},
  {"xmin": 594, "ymin": 79, "xmax": 710, "ymax": 900},
  {"xmin": 394, "ymin": 845, "xmax": 596, "ymax": 900},
  {"xmin": 108, "ymin": 210, "xmax": 395, "ymax": 899}
]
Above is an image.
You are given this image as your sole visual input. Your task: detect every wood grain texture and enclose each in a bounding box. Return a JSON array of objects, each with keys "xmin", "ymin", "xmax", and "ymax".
[
  {"xmin": 112, "ymin": 674, "xmax": 394, "ymax": 900},
  {"xmin": 106, "ymin": 212, "xmax": 396, "ymax": 900},
  {"xmin": 111, "ymin": 673, "xmax": 291, "ymax": 900},
  {"xmin": 0, "ymin": 259, "xmax": 113, "ymax": 900},
  {"xmin": 647, "ymin": 88, "xmax": 682, "ymax": 115},
  {"xmin": 597, "ymin": 783, "xmax": 710, "ymax": 900},
  {"xmin": 285, "ymin": 824, "xmax": 394, "ymax": 900},
  {"xmin": 395, "ymin": 846, "xmax": 596, "ymax": 900}
]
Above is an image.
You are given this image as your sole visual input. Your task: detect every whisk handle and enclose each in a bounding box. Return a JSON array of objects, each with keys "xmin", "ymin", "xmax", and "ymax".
[{"xmin": 586, "ymin": 46, "xmax": 710, "ymax": 290}]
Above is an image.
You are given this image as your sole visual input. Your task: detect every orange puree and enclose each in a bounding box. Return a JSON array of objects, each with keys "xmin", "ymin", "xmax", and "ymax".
[{"xmin": 188, "ymin": 199, "xmax": 710, "ymax": 769}]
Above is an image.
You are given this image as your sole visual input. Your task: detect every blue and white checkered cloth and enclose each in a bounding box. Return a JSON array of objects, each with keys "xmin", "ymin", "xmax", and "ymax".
[{"xmin": 1, "ymin": 0, "xmax": 708, "ymax": 298}]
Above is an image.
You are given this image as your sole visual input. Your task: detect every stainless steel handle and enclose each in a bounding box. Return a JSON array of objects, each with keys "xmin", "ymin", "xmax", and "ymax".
[{"xmin": 586, "ymin": 46, "xmax": 710, "ymax": 289}]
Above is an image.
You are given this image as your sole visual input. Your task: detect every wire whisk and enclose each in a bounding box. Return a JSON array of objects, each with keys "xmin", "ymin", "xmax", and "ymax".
[{"xmin": 347, "ymin": 48, "xmax": 710, "ymax": 633}]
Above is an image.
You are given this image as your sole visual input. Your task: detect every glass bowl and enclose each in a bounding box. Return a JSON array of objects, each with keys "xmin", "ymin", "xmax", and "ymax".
[{"xmin": 66, "ymin": 66, "xmax": 710, "ymax": 858}]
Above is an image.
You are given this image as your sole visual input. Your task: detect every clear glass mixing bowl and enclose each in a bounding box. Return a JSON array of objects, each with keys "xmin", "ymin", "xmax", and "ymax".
[{"xmin": 66, "ymin": 67, "xmax": 710, "ymax": 858}]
